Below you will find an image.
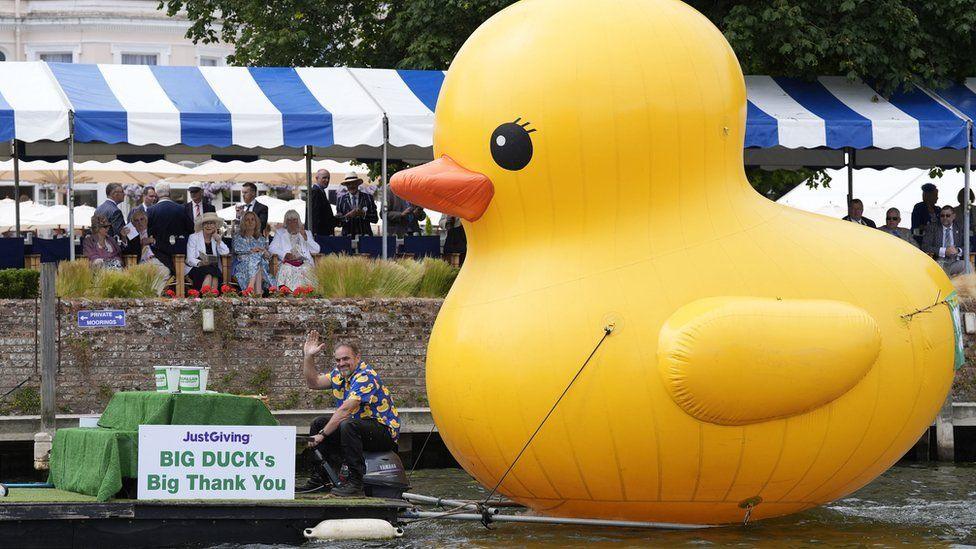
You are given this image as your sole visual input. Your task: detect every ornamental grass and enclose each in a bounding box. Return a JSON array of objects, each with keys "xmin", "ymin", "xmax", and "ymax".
[
  {"xmin": 313, "ymin": 255, "xmax": 457, "ymax": 298},
  {"xmin": 56, "ymin": 260, "xmax": 167, "ymax": 298}
]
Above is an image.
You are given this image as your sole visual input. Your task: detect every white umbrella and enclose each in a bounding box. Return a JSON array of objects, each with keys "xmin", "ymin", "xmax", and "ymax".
[
  {"xmin": 216, "ymin": 195, "xmax": 303, "ymax": 225},
  {"xmin": 0, "ymin": 159, "xmax": 191, "ymax": 185},
  {"xmin": 23, "ymin": 204, "xmax": 95, "ymax": 230},
  {"xmin": 174, "ymin": 159, "xmax": 368, "ymax": 185}
]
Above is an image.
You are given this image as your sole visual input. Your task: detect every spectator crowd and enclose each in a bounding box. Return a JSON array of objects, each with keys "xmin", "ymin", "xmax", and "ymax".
[
  {"xmin": 79, "ymin": 171, "xmax": 463, "ymax": 295},
  {"xmin": 845, "ymin": 183, "xmax": 975, "ymax": 276}
]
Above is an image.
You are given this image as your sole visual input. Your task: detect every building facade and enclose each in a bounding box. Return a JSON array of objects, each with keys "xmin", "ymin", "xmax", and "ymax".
[{"xmin": 0, "ymin": 0, "xmax": 231, "ymax": 66}]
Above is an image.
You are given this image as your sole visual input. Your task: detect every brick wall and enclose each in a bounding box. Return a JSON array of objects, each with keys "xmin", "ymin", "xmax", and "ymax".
[
  {"xmin": 5, "ymin": 295, "xmax": 976, "ymax": 415},
  {"xmin": 0, "ymin": 298, "xmax": 441, "ymax": 415}
]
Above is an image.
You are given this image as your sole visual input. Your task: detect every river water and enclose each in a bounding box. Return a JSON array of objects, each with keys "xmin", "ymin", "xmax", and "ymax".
[{"xmin": 244, "ymin": 463, "xmax": 976, "ymax": 548}]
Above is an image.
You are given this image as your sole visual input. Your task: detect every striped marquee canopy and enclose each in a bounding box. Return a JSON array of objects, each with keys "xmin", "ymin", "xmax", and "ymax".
[{"xmin": 0, "ymin": 62, "xmax": 974, "ymax": 167}]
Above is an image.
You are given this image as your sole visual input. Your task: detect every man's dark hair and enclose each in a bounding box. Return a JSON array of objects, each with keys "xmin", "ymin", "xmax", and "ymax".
[
  {"xmin": 334, "ymin": 342, "xmax": 360, "ymax": 356},
  {"xmin": 942, "ymin": 205, "xmax": 955, "ymax": 213},
  {"xmin": 144, "ymin": 185, "xmax": 155, "ymax": 193},
  {"xmin": 242, "ymin": 182, "xmax": 257, "ymax": 193},
  {"xmin": 850, "ymin": 198, "xmax": 863, "ymax": 207},
  {"xmin": 106, "ymin": 183, "xmax": 122, "ymax": 195}
]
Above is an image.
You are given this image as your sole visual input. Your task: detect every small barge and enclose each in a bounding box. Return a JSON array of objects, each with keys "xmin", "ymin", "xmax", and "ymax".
[{"xmin": 0, "ymin": 488, "xmax": 409, "ymax": 548}]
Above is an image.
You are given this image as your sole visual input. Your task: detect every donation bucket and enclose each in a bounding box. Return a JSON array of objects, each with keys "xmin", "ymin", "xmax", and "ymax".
[
  {"xmin": 154, "ymin": 366, "xmax": 181, "ymax": 392},
  {"xmin": 178, "ymin": 366, "xmax": 210, "ymax": 393}
]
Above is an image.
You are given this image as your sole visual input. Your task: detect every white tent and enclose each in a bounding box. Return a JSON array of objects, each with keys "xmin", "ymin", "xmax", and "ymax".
[{"xmin": 778, "ymin": 168, "xmax": 968, "ymax": 225}]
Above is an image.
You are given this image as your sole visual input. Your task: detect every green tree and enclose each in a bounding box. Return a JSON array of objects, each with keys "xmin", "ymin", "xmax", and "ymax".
[
  {"xmin": 159, "ymin": 0, "xmax": 518, "ymax": 69},
  {"xmin": 688, "ymin": 0, "xmax": 976, "ymax": 95}
]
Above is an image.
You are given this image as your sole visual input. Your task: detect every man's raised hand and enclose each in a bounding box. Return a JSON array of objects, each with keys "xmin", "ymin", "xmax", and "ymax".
[{"xmin": 304, "ymin": 330, "xmax": 328, "ymax": 357}]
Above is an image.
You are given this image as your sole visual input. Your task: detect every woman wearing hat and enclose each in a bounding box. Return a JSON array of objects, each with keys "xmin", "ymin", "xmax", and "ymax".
[
  {"xmin": 269, "ymin": 209, "xmax": 320, "ymax": 291},
  {"xmin": 185, "ymin": 212, "xmax": 229, "ymax": 291},
  {"xmin": 83, "ymin": 214, "xmax": 124, "ymax": 270}
]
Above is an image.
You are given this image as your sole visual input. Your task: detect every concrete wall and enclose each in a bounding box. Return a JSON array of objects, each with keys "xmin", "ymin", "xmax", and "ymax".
[{"xmin": 0, "ymin": 298, "xmax": 441, "ymax": 415}]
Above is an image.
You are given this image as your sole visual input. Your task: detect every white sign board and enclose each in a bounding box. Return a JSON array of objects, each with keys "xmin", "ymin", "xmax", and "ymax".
[{"xmin": 137, "ymin": 425, "xmax": 296, "ymax": 500}]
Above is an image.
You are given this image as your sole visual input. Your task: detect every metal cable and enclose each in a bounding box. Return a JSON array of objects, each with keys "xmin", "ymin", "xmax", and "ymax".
[
  {"xmin": 480, "ymin": 325, "xmax": 614, "ymax": 508},
  {"xmin": 409, "ymin": 421, "xmax": 437, "ymax": 478}
]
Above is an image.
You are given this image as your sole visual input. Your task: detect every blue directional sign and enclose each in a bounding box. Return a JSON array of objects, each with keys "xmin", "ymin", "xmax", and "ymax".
[{"xmin": 78, "ymin": 310, "xmax": 126, "ymax": 328}]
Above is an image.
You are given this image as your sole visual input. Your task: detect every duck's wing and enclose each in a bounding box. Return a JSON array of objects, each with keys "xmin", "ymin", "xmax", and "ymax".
[{"xmin": 657, "ymin": 297, "xmax": 880, "ymax": 426}]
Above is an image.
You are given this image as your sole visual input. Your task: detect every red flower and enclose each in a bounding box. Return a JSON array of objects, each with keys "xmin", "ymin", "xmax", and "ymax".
[
  {"xmin": 188, "ymin": 289, "xmax": 200, "ymax": 297},
  {"xmin": 242, "ymin": 288, "xmax": 253, "ymax": 296},
  {"xmin": 280, "ymin": 286, "xmax": 292, "ymax": 295},
  {"xmin": 165, "ymin": 289, "xmax": 176, "ymax": 298},
  {"xmin": 268, "ymin": 286, "xmax": 277, "ymax": 293},
  {"xmin": 220, "ymin": 284, "xmax": 232, "ymax": 293},
  {"xmin": 210, "ymin": 288, "xmax": 220, "ymax": 296},
  {"xmin": 201, "ymin": 285, "xmax": 212, "ymax": 293}
]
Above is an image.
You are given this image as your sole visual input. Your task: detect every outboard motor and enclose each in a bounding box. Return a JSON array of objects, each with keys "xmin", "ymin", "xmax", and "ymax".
[
  {"xmin": 362, "ymin": 451, "xmax": 409, "ymax": 498},
  {"xmin": 311, "ymin": 448, "xmax": 409, "ymax": 499}
]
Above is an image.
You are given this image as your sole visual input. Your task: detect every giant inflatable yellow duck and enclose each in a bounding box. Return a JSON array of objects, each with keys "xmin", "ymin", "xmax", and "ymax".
[{"xmin": 391, "ymin": 0, "xmax": 958, "ymax": 524}]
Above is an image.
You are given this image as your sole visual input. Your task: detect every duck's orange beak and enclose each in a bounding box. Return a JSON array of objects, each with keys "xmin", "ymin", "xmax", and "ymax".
[{"xmin": 390, "ymin": 156, "xmax": 494, "ymax": 222}]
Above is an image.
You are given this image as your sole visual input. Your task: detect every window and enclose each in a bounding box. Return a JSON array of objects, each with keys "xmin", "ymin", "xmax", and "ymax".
[
  {"xmin": 40, "ymin": 52, "xmax": 73, "ymax": 63},
  {"xmin": 0, "ymin": 51, "xmax": 6, "ymax": 62},
  {"xmin": 121, "ymin": 53, "xmax": 158, "ymax": 65},
  {"xmin": 38, "ymin": 187, "xmax": 57, "ymax": 206},
  {"xmin": 74, "ymin": 190, "xmax": 98, "ymax": 208},
  {"xmin": 199, "ymin": 57, "xmax": 220, "ymax": 67},
  {"xmin": 229, "ymin": 189, "xmax": 243, "ymax": 203}
]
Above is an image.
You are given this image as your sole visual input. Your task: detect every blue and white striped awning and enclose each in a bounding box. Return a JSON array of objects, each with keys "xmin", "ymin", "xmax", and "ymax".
[
  {"xmin": 0, "ymin": 62, "xmax": 445, "ymax": 152},
  {"xmin": 745, "ymin": 76, "xmax": 969, "ymax": 150},
  {"xmin": 0, "ymin": 62, "xmax": 971, "ymax": 162}
]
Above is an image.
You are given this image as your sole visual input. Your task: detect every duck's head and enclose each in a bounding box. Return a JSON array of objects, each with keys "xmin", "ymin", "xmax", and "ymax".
[{"xmin": 392, "ymin": 0, "xmax": 752, "ymax": 240}]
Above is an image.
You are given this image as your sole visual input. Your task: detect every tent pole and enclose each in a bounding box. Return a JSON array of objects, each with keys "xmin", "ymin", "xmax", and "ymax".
[
  {"xmin": 846, "ymin": 147, "xmax": 854, "ymax": 209},
  {"xmin": 381, "ymin": 114, "xmax": 389, "ymax": 260},
  {"xmin": 12, "ymin": 140, "xmax": 21, "ymax": 237},
  {"xmin": 965, "ymin": 121, "xmax": 973, "ymax": 274},
  {"xmin": 305, "ymin": 145, "xmax": 313, "ymax": 231},
  {"xmin": 67, "ymin": 112, "xmax": 75, "ymax": 261}
]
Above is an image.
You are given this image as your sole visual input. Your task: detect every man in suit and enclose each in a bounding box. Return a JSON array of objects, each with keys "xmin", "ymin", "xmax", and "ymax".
[
  {"xmin": 148, "ymin": 182, "xmax": 193, "ymax": 275},
  {"xmin": 386, "ymin": 193, "xmax": 426, "ymax": 236},
  {"xmin": 309, "ymin": 169, "xmax": 338, "ymax": 236},
  {"xmin": 184, "ymin": 185, "xmax": 215, "ymax": 229},
  {"xmin": 841, "ymin": 198, "xmax": 876, "ymax": 228},
  {"xmin": 235, "ymin": 182, "xmax": 269, "ymax": 233},
  {"xmin": 336, "ymin": 174, "xmax": 378, "ymax": 236},
  {"xmin": 94, "ymin": 183, "xmax": 127, "ymax": 241},
  {"xmin": 922, "ymin": 205, "xmax": 967, "ymax": 276},
  {"xmin": 127, "ymin": 185, "xmax": 157, "ymax": 222}
]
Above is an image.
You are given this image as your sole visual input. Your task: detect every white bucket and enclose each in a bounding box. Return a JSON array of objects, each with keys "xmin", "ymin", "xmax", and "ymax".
[
  {"xmin": 154, "ymin": 366, "xmax": 181, "ymax": 393},
  {"xmin": 178, "ymin": 366, "xmax": 210, "ymax": 393},
  {"xmin": 78, "ymin": 416, "xmax": 100, "ymax": 428}
]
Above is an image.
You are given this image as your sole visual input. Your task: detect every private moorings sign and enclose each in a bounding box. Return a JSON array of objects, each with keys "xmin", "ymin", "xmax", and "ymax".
[
  {"xmin": 77, "ymin": 310, "xmax": 125, "ymax": 328},
  {"xmin": 137, "ymin": 425, "xmax": 296, "ymax": 500}
]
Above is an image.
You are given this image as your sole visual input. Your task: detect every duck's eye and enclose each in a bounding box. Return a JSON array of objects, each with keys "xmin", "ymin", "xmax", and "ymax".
[{"xmin": 490, "ymin": 120, "xmax": 534, "ymax": 171}]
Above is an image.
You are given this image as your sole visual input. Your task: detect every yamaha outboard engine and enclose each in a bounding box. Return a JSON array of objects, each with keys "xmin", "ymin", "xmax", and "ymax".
[
  {"xmin": 362, "ymin": 451, "xmax": 409, "ymax": 498},
  {"xmin": 311, "ymin": 448, "xmax": 409, "ymax": 499}
]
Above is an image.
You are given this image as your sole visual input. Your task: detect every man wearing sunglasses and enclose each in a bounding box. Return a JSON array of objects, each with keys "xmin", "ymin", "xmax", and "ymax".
[
  {"xmin": 921, "ymin": 206, "xmax": 967, "ymax": 276},
  {"xmin": 877, "ymin": 208, "xmax": 916, "ymax": 248}
]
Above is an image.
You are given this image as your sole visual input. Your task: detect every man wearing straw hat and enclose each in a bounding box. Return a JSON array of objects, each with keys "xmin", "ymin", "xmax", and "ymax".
[{"xmin": 336, "ymin": 174, "xmax": 378, "ymax": 236}]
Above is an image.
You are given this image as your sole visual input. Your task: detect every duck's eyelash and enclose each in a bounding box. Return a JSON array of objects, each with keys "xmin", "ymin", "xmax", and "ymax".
[{"xmin": 514, "ymin": 117, "xmax": 537, "ymax": 133}]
